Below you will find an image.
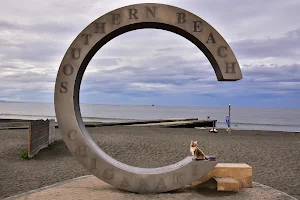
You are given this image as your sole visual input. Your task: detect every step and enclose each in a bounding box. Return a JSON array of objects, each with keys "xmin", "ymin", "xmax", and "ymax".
[{"xmin": 213, "ymin": 177, "xmax": 241, "ymax": 192}]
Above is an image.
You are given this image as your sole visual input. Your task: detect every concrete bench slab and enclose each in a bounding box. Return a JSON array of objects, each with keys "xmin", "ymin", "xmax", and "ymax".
[{"xmin": 192, "ymin": 163, "xmax": 252, "ymax": 188}]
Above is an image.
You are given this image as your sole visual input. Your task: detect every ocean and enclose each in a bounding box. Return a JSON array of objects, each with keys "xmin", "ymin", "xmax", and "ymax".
[{"xmin": 0, "ymin": 102, "xmax": 300, "ymax": 132}]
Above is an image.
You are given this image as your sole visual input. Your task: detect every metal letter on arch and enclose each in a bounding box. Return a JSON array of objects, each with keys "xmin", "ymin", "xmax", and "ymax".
[{"xmin": 54, "ymin": 3, "xmax": 243, "ymax": 193}]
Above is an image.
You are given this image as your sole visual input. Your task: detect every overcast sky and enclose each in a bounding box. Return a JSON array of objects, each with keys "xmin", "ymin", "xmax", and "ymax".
[{"xmin": 1, "ymin": 0, "xmax": 300, "ymax": 108}]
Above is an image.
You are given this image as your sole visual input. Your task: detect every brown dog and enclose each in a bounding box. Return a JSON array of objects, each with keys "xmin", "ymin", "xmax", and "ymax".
[{"xmin": 190, "ymin": 140, "xmax": 209, "ymax": 160}]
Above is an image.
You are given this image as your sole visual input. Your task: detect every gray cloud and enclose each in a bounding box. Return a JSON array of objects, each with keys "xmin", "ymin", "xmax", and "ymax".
[
  {"xmin": 231, "ymin": 28, "xmax": 300, "ymax": 60},
  {"xmin": 0, "ymin": 0, "xmax": 299, "ymax": 107},
  {"xmin": 178, "ymin": 0, "xmax": 300, "ymax": 40}
]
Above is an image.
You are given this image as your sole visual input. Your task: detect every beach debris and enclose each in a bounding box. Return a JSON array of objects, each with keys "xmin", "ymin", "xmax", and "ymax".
[
  {"xmin": 208, "ymin": 155, "xmax": 217, "ymax": 161},
  {"xmin": 209, "ymin": 119, "xmax": 217, "ymax": 133},
  {"xmin": 209, "ymin": 128, "xmax": 218, "ymax": 133}
]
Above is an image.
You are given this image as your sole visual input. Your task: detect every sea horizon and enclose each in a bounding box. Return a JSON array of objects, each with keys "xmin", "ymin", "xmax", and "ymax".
[
  {"xmin": 1, "ymin": 100, "xmax": 300, "ymax": 109},
  {"xmin": 0, "ymin": 102, "xmax": 300, "ymax": 132}
]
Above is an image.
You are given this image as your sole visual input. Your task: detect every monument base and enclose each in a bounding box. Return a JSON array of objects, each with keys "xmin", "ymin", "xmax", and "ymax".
[{"xmin": 4, "ymin": 175, "xmax": 297, "ymax": 200}]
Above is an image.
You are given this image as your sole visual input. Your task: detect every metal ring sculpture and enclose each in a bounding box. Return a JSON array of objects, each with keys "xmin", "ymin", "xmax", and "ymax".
[{"xmin": 54, "ymin": 3, "xmax": 242, "ymax": 193}]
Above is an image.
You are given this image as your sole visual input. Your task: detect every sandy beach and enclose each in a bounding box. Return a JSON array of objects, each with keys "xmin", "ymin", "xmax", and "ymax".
[{"xmin": 0, "ymin": 126, "xmax": 300, "ymax": 199}]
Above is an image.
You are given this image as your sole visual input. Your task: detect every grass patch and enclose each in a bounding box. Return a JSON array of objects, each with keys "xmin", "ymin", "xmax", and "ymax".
[
  {"xmin": 20, "ymin": 142, "xmax": 57, "ymax": 159},
  {"xmin": 20, "ymin": 150, "xmax": 29, "ymax": 159}
]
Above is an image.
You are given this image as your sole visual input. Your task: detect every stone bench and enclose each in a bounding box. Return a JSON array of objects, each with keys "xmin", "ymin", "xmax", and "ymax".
[{"xmin": 191, "ymin": 163, "xmax": 252, "ymax": 192}]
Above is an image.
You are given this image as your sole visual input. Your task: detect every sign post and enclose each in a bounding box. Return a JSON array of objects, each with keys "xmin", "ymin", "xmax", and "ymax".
[
  {"xmin": 229, "ymin": 104, "xmax": 231, "ymax": 134},
  {"xmin": 225, "ymin": 104, "xmax": 231, "ymax": 134}
]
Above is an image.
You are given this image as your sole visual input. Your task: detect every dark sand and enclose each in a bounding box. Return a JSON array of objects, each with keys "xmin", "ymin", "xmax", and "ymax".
[{"xmin": 0, "ymin": 126, "xmax": 300, "ymax": 199}]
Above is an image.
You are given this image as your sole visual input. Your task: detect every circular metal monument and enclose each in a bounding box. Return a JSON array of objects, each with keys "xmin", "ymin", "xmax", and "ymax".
[{"xmin": 54, "ymin": 3, "xmax": 243, "ymax": 193}]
